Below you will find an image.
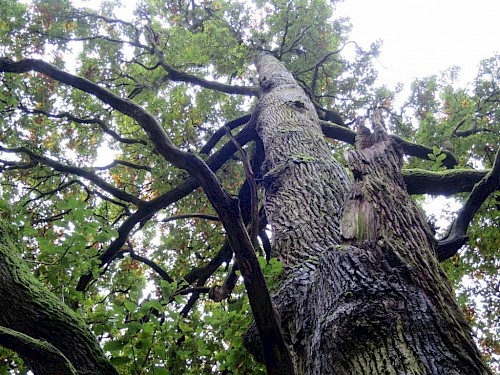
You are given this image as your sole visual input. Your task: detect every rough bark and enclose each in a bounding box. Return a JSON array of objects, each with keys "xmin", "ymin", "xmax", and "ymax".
[
  {"xmin": 244, "ymin": 54, "xmax": 491, "ymax": 374},
  {"xmin": 245, "ymin": 52, "xmax": 352, "ymax": 369},
  {"xmin": 0, "ymin": 327, "xmax": 78, "ymax": 375},
  {"xmin": 402, "ymin": 168, "xmax": 490, "ymax": 195},
  {"xmin": 254, "ymin": 54, "xmax": 351, "ymax": 268},
  {"xmin": 0, "ymin": 223, "xmax": 118, "ymax": 375},
  {"xmin": 319, "ymin": 120, "xmax": 459, "ymax": 168}
]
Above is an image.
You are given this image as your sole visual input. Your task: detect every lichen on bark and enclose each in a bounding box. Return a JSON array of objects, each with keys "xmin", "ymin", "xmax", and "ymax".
[
  {"xmin": 245, "ymin": 54, "xmax": 491, "ymax": 374},
  {"xmin": 0, "ymin": 222, "xmax": 118, "ymax": 375}
]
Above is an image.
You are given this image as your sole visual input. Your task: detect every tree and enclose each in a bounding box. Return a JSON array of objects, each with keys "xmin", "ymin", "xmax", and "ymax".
[{"xmin": 0, "ymin": 0, "xmax": 498, "ymax": 374}]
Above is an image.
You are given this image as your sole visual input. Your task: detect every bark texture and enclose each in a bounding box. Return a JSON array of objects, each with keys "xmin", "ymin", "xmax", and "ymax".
[
  {"xmin": 0, "ymin": 223, "xmax": 118, "ymax": 375},
  {"xmin": 254, "ymin": 54, "xmax": 351, "ymax": 268},
  {"xmin": 245, "ymin": 52, "xmax": 353, "ymax": 368},
  {"xmin": 244, "ymin": 54, "xmax": 491, "ymax": 374}
]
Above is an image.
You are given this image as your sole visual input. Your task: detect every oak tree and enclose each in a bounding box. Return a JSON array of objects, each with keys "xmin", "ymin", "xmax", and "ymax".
[{"xmin": 0, "ymin": 0, "xmax": 498, "ymax": 373}]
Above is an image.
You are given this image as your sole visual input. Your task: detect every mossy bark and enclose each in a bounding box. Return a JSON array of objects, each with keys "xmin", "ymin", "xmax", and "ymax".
[
  {"xmin": 0, "ymin": 223, "xmax": 118, "ymax": 375},
  {"xmin": 245, "ymin": 53, "xmax": 491, "ymax": 374}
]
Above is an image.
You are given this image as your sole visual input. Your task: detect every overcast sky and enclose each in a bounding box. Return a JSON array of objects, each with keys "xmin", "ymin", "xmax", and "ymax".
[
  {"xmin": 333, "ymin": 0, "xmax": 500, "ymax": 223},
  {"xmin": 335, "ymin": 0, "xmax": 500, "ymax": 89}
]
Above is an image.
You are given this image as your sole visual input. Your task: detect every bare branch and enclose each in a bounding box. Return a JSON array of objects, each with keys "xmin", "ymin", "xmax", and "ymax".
[
  {"xmin": 36, "ymin": 31, "xmax": 148, "ymax": 51},
  {"xmin": 199, "ymin": 114, "xmax": 252, "ymax": 155},
  {"xmin": 162, "ymin": 213, "xmax": 220, "ymax": 223},
  {"xmin": 71, "ymin": 12, "xmax": 140, "ymax": 32},
  {"xmin": 0, "ymin": 146, "xmax": 144, "ymax": 206},
  {"xmin": 209, "ymin": 264, "xmax": 239, "ymax": 302},
  {"xmin": 172, "ymin": 286, "xmax": 211, "ymax": 298},
  {"xmin": 437, "ymin": 148, "xmax": 500, "ymax": 261},
  {"xmin": 94, "ymin": 159, "xmax": 151, "ymax": 172},
  {"xmin": 454, "ymin": 126, "xmax": 491, "ymax": 138},
  {"xmin": 310, "ymin": 43, "xmax": 355, "ymax": 94},
  {"xmin": 0, "ymin": 145, "xmax": 144, "ymax": 206},
  {"xmin": 225, "ymin": 126, "xmax": 259, "ymax": 248},
  {"xmin": 20, "ymin": 108, "xmax": 147, "ymax": 146},
  {"xmin": 119, "ymin": 248, "xmax": 174, "ymax": 283},
  {"xmin": 155, "ymin": 51, "xmax": 258, "ymax": 96}
]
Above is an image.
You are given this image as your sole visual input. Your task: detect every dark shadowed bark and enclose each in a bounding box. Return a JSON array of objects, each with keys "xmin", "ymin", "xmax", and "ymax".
[
  {"xmin": 244, "ymin": 54, "xmax": 491, "ymax": 374},
  {"xmin": 0, "ymin": 223, "xmax": 118, "ymax": 375}
]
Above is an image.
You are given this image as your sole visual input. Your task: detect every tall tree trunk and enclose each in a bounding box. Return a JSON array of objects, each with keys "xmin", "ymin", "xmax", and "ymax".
[
  {"xmin": 0, "ymin": 223, "xmax": 118, "ymax": 375},
  {"xmin": 245, "ymin": 53, "xmax": 491, "ymax": 374}
]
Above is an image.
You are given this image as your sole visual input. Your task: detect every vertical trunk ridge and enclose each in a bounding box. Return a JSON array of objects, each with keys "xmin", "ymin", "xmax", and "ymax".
[{"xmin": 246, "ymin": 55, "xmax": 491, "ymax": 374}]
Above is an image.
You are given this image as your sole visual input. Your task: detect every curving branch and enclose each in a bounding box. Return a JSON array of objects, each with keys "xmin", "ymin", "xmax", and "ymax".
[
  {"xmin": 209, "ymin": 264, "xmax": 239, "ymax": 302},
  {"xmin": 178, "ymin": 241, "xmax": 233, "ymax": 318},
  {"xmin": 155, "ymin": 51, "xmax": 258, "ymax": 96},
  {"xmin": 162, "ymin": 213, "xmax": 220, "ymax": 223},
  {"xmin": 199, "ymin": 114, "xmax": 252, "ymax": 154},
  {"xmin": 451, "ymin": 116, "xmax": 492, "ymax": 138},
  {"xmin": 36, "ymin": 31, "xmax": 148, "ymax": 51},
  {"xmin": 0, "ymin": 326, "xmax": 78, "ymax": 375},
  {"xmin": 70, "ymin": 12, "xmax": 141, "ymax": 41},
  {"xmin": 22, "ymin": 179, "xmax": 130, "ymax": 214},
  {"xmin": 225, "ymin": 126, "xmax": 259, "ymax": 248},
  {"xmin": 309, "ymin": 43, "xmax": 356, "ymax": 95},
  {"xmin": 454, "ymin": 126, "xmax": 491, "ymax": 138},
  {"xmin": 180, "ymin": 184, "xmax": 269, "ymax": 315},
  {"xmin": 320, "ymin": 120, "xmax": 459, "ymax": 168},
  {"xmin": 0, "ymin": 145, "xmax": 144, "ymax": 207},
  {"xmin": 278, "ymin": 26, "xmax": 312, "ymax": 58},
  {"xmin": 20, "ymin": 106, "xmax": 159, "ymax": 178},
  {"xmin": 277, "ymin": 6, "xmax": 292, "ymax": 58},
  {"xmin": 437, "ymin": 149, "xmax": 500, "ymax": 261},
  {"xmin": 20, "ymin": 108, "xmax": 148, "ymax": 146},
  {"xmin": 76, "ymin": 124, "xmax": 255, "ymax": 292},
  {"xmin": 24, "ymin": 179, "xmax": 83, "ymax": 204},
  {"xmin": 118, "ymin": 247, "xmax": 174, "ymax": 283},
  {"xmin": 93, "ymin": 159, "xmax": 151, "ymax": 172},
  {"xmin": 0, "ymin": 159, "xmax": 38, "ymax": 171},
  {"xmin": 172, "ymin": 286, "xmax": 211, "ymax": 299}
]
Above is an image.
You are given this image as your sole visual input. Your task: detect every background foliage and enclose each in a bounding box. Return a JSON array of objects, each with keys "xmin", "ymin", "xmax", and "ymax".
[{"xmin": 0, "ymin": 0, "xmax": 498, "ymax": 373}]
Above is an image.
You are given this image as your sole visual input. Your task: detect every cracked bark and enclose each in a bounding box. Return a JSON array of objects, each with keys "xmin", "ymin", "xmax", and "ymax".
[{"xmin": 244, "ymin": 54, "xmax": 491, "ymax": 374}]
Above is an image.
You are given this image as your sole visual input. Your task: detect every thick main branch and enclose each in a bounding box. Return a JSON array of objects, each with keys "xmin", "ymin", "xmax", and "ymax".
[
  {"xmin": 437, "ymin": 149, "xmax": 500, "ymax": 261},
  {"xmin": 0, "ymin": 57, "xmax": 290, "ymax": 373}
]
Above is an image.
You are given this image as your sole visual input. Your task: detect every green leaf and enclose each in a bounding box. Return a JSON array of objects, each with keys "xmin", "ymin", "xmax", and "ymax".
[
  {"xmin": 104, "ymin": 339, "xmax": 126, "ymax": 352},
  {"xmin": 152, "ymin": 367, "xmax": 169, "ymax": 375},
  {"xmin": 126, "ymin": 321, "xmax": 142, "ymax": 334},
  {"xmin": 110, "ymin": 356, "xmax": 129, "ymax": 366},
  {"xmin": 123, "ymin": 300, "xmax": 137, "ymax": 312},
  {"xmin": 436, "ymin": 153, "xmax": 447, "ymax": 162}
]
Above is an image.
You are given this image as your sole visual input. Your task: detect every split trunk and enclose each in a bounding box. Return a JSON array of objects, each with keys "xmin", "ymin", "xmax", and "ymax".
[{"xmin": 245, "ymin": 53, "xmax": 491, "ymax": 375}]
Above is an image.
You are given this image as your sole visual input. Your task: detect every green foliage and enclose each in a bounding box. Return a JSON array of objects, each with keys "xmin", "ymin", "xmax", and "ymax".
[
  {"xmin": 398, "ymin": 55, "xmax": 500, "ymax": 371},
  {"xmin": 427, "ymin": 145, "xmax": 447, "ymax": 171},
  {"xmin": 0, "ymin": 0, "xmax": 498, "ymax": 372}
]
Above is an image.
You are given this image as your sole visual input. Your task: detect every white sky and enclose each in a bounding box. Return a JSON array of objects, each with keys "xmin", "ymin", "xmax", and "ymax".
[
  {"xmin": 333, "ymin": 1, "xmax": 500, "ymax": 227},
  {"xmin": 335, "ymin": 0, "xmax": 500, "ymax": 89},
  {"xmin": 73, "ymin": 0, "xmax": 500, "ymax": 89}
]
